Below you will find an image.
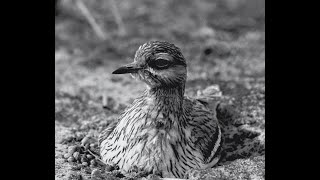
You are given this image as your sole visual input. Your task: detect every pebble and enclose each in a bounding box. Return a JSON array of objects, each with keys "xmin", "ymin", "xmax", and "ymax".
[
  {"xmin": 64, "ymin": 153, "xmax": 72, "ymax": 159},
  {"xmin": 90, "ymin": 143, "xmax": 97, "ymax": 148},
  {"xmin": 82, "ymin": 162, "xmax": 88, "ymax": 166},
  {"xmin": 90, "ymin": 159, "xmax": 96, "ymax": 166},
  {"xmin": 86, "ymin": 154, "xmax": 93, "ymax": 160},
  {"xmin": 68, "ymin": 157, "xmax": 75, "ymax": 163},
  {"xmin": 73, "ymin": 151, "xmax": 80, "ymax": 160},
  {"xmin": 81, "ymin": 136, "xmax": 90, "ymax": 146}
]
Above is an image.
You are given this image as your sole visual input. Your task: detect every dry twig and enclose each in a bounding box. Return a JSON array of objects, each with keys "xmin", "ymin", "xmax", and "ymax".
[
  {"xmin": 75, "ymin": 0, "xmax": 108, "ymax": 40},
  {"xmin": 109, "ymin": 0, "xmax": 126, "ymax": 36}
]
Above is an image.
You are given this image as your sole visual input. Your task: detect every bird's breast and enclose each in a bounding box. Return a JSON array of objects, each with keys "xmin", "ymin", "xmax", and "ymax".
[{"xmin": 100, "ymin": 100, "xmax": 197, "ymax": 178}]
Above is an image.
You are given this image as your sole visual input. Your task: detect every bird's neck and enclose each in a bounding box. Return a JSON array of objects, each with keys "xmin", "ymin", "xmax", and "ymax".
[
  {"xmin": 146, "ymin": 85, "xmax": 185, "ymax": 109},
  {"xmin": 143, "ymin": 85, "xmax": 187, "ymax": 129}
]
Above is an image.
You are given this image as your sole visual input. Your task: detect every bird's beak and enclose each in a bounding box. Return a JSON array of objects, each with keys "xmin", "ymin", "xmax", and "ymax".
[{"xmin": 112, "ymin": 62, "xmax": 143, "ymax": 74}]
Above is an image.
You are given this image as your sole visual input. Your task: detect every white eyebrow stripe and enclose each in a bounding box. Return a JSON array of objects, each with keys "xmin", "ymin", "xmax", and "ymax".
[{"xmin": 155, "ymin": 53, "xmax": 173, "ymax": 61}]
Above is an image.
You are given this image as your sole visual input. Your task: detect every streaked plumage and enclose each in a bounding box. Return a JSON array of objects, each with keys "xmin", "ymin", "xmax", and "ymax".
[{"xmin": 99, "ymin": 41, "xmax": 223, "ymax": 178}]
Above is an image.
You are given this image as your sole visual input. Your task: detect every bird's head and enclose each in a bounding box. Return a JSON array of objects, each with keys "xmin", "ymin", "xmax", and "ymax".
[{"xmin": 112, "ymin": 41, "xmax": 187, "ymax": 90}]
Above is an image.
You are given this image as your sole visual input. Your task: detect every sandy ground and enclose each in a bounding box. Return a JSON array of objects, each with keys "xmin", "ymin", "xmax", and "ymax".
[{"xmin": 55, "ymin": 0, "xmax": 264, "ymax": 179}]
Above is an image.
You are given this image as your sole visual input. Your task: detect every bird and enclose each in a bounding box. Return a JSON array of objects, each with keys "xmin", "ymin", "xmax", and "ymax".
[{"xmin": 99, "ymin": 41, "xmax": 223, "ymax": 178}]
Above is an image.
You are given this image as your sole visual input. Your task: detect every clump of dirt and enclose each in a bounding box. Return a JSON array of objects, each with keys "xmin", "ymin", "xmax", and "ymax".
[{"xmin": 186, "ymin": 156, "xmax": 265, "ymax": 180}]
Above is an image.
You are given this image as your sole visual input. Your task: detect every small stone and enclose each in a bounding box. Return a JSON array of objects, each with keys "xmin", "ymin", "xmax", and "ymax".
[
  {"xmin": 81, "ymin": 136, "xmax": 90, "ymax": 146},
  {"xmin": 90, "ymin": 159, "xmax": 96, "ymax": 166},
  {"xmin": 82, "ymin": 162, "xmax": 88, "ymax": 166},
  {"xmin": 86, "ymin": 154, "xmax": 93, "ymax": 160},
  {"xmin": 90, "ymin": 143, "xmax": 97, "ymax": 148},
  {"xmin": 73, "ymin": 151, "xmax": 80, "ymax": 160},
  {"xmin": 67, "ymin": 157, "xmax": 75, "ymax": 163},
  {"xmin": 63, "ymin": 153, "xmax": 71, "ymax": 159}
]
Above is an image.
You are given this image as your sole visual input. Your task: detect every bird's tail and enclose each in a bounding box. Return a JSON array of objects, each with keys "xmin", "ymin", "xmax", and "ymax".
[
  {"xmin": 196, "ymin": 85, "xmax": 222, "ymax": 112},
  {"xmin": 196, "ymin": 85, "xmax": 236, "ymax": 127}
]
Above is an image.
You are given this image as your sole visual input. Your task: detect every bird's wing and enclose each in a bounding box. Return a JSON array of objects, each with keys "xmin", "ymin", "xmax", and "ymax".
[
  {"xmin": 188, "ymin": 99, "xmax": 223, "ymax": 164},
  {"xmin": 98, "ymin": 120, "xmax": 118, "ymax": 146}
]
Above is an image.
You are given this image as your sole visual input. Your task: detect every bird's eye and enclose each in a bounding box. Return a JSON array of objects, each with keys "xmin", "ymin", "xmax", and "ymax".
[{"xmin": 154, "ymin": 59, "xmax": 170, "ymax": 68}]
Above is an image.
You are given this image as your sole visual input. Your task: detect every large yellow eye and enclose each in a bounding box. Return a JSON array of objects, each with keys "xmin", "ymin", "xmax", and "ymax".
[{"xmin": 155, "ymin": 59, "xmax": 170, "ymax": 68}]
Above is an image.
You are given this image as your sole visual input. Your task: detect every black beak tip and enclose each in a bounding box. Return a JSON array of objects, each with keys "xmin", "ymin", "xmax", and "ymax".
[
  {"xmin": 112, "ymin": 65, "xmax": 141, "ymax": 75},
  {"xmin": 111, "ymin": 67, "xmax": 126, "ymax": 74}
]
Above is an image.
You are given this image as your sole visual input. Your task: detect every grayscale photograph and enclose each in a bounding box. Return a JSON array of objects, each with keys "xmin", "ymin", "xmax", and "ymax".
[{"xmin": 55, "ymin": 0, "xmax": 265, "ymax": 179}]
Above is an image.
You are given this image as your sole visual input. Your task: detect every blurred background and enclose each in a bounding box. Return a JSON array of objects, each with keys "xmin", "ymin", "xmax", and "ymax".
[
  {"xmin": 55, "ymin": 0, "xmax": 265, "ymax": 97},
  {"xmin": 55, "ymin": 1, "xmax": 265, "ymax": 178}
]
